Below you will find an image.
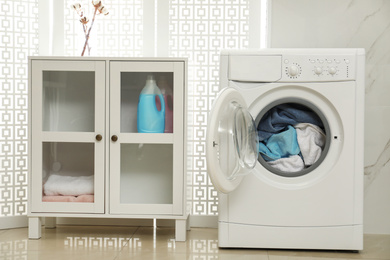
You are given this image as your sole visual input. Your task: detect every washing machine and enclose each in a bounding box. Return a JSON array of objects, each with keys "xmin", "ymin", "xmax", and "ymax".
[{"xmin": 206, "ymin": 49, "xmax": 365, "ymax": 250}]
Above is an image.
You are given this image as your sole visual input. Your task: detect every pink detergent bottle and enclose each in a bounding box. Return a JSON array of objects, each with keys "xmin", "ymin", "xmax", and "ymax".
[{"xmin": 156, "ymin": 77, "xmax": 173, "ymax": 133}]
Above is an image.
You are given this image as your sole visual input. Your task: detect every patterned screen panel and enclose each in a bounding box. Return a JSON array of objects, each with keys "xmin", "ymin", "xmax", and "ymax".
[
  {"xmin": 169, "ymin": 0, "xmax": 250, "ymax": 215},
  {"xmin": 62, "ymin": 0, "xmax": 251, "ymax": 216},
  {"xmin": 0, "ymin": 0, "xmax": 252, "ymax": 219},
  {"xmin": 0, "ymin": 0, "xmax": 39, "ymax": 217},
  {"xmin": 64, "ymin": 0, "xmax": 143, "ymax": 57}
]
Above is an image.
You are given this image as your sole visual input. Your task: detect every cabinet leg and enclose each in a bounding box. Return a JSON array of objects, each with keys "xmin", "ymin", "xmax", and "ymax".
[
  {"xmin": 28, "ymin": 217, "xmax": 42, "ymax": 240},
  {"xmin": 45, "ymin": 217, "xmax": 56, "ymax": 229},
  {"xmin": 175, "ymin": 219, "xmax": 187, "ymax": 242},
  {"xmin": 186, "ymin": 215, "xmax": 191, "ymax": 231}
]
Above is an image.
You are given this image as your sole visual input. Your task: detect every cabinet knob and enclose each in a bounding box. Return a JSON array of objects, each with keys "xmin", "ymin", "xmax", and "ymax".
[
  {"xmin": 111, "ymin": 135, "xmax": 118, "ymax": 142},
  {"xmin": 96, "ymin": 134, "xmax": 103, "ymax": 141}
]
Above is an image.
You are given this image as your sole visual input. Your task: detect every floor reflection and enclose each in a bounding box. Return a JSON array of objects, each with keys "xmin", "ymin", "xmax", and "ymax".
[
  {"xmin": 190, "ymin": 239, "xmax": 219, "ymax": 254},
  {"xmin": 64, "ymin": 236, "xmax": 129, "ymax": 249},
  {"xmin": 0, "ymin": 239, "xmax": 28, "ymax": 260},
  {"xmin": 0, "ymin": 227, "xmax": 389, "ymax": 260}
]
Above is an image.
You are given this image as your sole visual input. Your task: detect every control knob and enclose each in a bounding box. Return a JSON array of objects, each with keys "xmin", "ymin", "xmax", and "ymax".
[
  {"xmin": 328, "ymin": 67, "xmax": 337, "ymax": 75},
  {"xmin": 287, "ymin": 65, "xmax": 300, "ymax": 77},
  {"xmin": 314, "ymin": 67, "xmax": 323, "ymax": 75}
]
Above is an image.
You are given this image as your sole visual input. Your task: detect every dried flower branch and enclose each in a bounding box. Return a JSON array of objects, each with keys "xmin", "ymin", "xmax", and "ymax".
[
  {"xmin": 79, "ymin": 16, "xmax": 89, "ymax": 24},
  {"xmin": 71, "ymin": 1, "xmax": 109, "ymax": 56},
  {"xmin": 72, "ymin": 3, "xmax": 81, "ymax": 11},
  {"xmin": 98, "ymin": 5, "xmax": 109, "ymax": 15},
  {"xmin": 92, "ymin": 0, "xmax": 102, "ymax": 7}
]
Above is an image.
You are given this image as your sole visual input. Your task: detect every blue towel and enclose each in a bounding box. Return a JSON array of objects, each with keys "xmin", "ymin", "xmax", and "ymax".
[
  {"xmin": 259, "ymin": 125, "xmax": 300, "ymax": 161},
  {"xmin": 257, "ymin": 104, "xmax": 324, "ymax": 141}
]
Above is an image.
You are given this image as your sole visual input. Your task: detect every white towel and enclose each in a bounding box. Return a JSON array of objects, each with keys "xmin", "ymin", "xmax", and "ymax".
[
  {"xmin": 268, "ymin": 155, "xmax": 304, "ymax": 173},
  {"xmin": 43, "ymin": 174, "xmax": 94, "ymax": 196},
  {"xmin": 294, "ymin": 123, "xmax": 326, "ymax": 166}
]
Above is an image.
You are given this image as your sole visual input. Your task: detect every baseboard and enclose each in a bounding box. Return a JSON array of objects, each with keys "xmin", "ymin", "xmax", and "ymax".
[
  {"xmin": 0, "ymin": 216, "xmax": 28, "ymax": 230},
  {"xmin": 190, "ymin": 215, "xmax": 218, "ymax": 228}
]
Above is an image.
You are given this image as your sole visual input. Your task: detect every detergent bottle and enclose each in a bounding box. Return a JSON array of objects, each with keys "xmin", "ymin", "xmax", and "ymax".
[
  {"xmin": 156, "ymin": 76, "xmax": 174, "ymax": 133},
  {"xmin": 137, "ymin": 75, "xmax": 165, "ymax": 133}
]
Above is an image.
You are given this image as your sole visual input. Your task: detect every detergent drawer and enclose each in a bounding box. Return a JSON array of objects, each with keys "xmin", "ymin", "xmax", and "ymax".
[{"xmin": 229, "ymin": 55, "xmax": 282, "ymax": 82}]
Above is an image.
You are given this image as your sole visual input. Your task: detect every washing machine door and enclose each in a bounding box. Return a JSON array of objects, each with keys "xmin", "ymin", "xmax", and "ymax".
[{"xmin": 206, "ymin": 88, "xmax": 259, "ymax": 193}]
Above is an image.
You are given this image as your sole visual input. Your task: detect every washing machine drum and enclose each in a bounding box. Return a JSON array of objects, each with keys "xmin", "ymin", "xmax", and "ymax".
[{"xmin": 255, "ymin": 100, "xmax": 331, "ymax": 178}]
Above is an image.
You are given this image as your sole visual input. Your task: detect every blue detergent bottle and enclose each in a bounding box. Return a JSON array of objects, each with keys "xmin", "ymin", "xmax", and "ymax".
[{"xmin": 137, "ymin": 75, "xmax": 165, "ymax": 133}]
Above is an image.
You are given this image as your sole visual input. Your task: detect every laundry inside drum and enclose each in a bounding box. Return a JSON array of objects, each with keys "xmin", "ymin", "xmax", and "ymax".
[{"xmin": 256, "ymin": 102, "xmax": 329, "ymax": 177}]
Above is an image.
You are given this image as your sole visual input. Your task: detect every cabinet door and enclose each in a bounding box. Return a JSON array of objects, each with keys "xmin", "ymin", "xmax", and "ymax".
[
  {"xmin": 109, "ymin": 61, "xmax": 185, "ymax": 215},
  {"xmin": 30, "ymin": 60, "xmax": 105, "ymax": 213}
]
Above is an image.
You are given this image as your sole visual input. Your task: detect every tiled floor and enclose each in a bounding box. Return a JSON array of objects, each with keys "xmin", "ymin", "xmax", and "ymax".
[{"xmin": 0, "ymin": 226, "xmax": 389, "ymax": 260}]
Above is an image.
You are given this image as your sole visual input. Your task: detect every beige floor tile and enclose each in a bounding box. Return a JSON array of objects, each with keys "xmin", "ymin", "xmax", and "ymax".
[
  {"xmin": 0, "ymin": 226, "xmax": 389, "ymax": 260},
  {"xmin": 361, "ymin": 234, "xmax": 390, "ymax": 259},
  {"xmin": 267, "ymin": 249, "xmax": 361, "ymax": 259},
  {"xmin": 121, "ymin": 226, "xmax": 188, "ymax": 255},
  {"xmin": 268, "ymin": 257, "xmax": 375, "ymax": 260},
  {"xmin": 116, "ymin": 251, "xmax": 186, "ymax": 260},
  {"xmin": 176, "ymin": 227, "xmax": 220, "ymax": 254},
  {"xmin": 215, "ymin": 255, "xmax": 272, "ymax": 260},
  {"xmin": 187, "ymin": 227, "xmax": 219, "ymax": 240},
  {"xmin": 0, "ymin": 227, "xmax": 29, "ymax": 242},
  {"xmin": 0, "ymin": 225, "xmax": 137, "ymax": 253},
  {"xmin": 267, "ymin": 234, "xmax": 390, "ymax": 259},
  {"xmin": 120, "ymin": 227, "xmax": 269, "ymax": 258},
  {"xmin": 117, "ymin": 253, "xmax": 269, "ymax": 260},
  {"xmin": 185, "ymin": 228, "xmax": 268, "ymax": 257},
  {"xmin": 1, "ymin": 250, "xmax": 119, "ymax": 260}
]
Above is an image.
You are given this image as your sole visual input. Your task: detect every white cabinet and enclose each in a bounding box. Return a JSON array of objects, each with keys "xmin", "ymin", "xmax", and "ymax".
[{"xmin": 28, "ymin": 57, "xmax": 189, "ymax": 241}]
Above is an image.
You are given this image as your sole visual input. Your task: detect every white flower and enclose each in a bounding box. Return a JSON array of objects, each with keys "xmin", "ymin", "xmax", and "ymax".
[
  {"xmin": 92, "ymin": 0, "xmax": 102, "ymax": 7},
  {"xmin": 71, "ymin": 3, "xmax": 82, "ymax": 11},
  {"xmin": 98, "ymin": 5, "xmax": 109, "ymax": 15}
]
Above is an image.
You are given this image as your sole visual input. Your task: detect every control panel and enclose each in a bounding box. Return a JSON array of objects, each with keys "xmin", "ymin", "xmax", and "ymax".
[{"xmin": 282, "ymin": 55, "xmax": 356, "ymax": 82}]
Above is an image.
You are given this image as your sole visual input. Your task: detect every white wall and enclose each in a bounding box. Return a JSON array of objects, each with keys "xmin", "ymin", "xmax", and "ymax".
[{"xmin": 270, "ymin": 0, "xmax": 390, "ymax": 234}]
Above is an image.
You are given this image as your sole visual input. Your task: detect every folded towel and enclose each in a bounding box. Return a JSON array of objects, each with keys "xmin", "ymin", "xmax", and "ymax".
[
  {"xmin": 259, "ymin": 125, "xmax": 300, "ymax": 161},
  {"xmin": 42, "ymin": 194, "xmax": 94, "ymax": 203},
  {"xmin": 295, "ymin": 123, "xmax": 326, "ymax": 166},
  {"xmin": 257, "ymin": 104, "xmax": 324, "ymax": 141},
  {"xmin": 42, "ymin": 195, "xmax": 76, "ymax": 202},
  {"xmin": 75, "ymin": 194, "xmax": 94, "ymax": 202},
  {"xmin": 267, "ymin": 155, "xmax": 305, "ymax": 173},
  {"xmin": 43, "ymin": 174, "xmax": 94, "ymax": 196}
]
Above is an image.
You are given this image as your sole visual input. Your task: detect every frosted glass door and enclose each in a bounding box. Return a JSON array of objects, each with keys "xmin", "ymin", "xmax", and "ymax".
[
  {"xmin": 42, "ymin": 71, "xmax": 95, "ymax": 132},
  {"xmin": 109, "ymin": 61, "xmax": 185, "ymax": 215},
  {"xmin": 30, "ymin": 60, "xmax": 105, "ymax": 213},
  {"xmin": 120, "ymin": 144, "xmax": 173, "ymax": 204}
]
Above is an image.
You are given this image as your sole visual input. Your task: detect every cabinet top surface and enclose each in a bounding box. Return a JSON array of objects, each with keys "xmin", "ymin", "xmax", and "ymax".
[{"xmin": 28, "ymin": 56, "xmax": 187, "ymax": 62}]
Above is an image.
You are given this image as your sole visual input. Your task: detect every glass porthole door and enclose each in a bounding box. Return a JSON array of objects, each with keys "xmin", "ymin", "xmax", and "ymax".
[{"xmin": 206, "ymin": 88, "xmax": 259, "ymax": 193}]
